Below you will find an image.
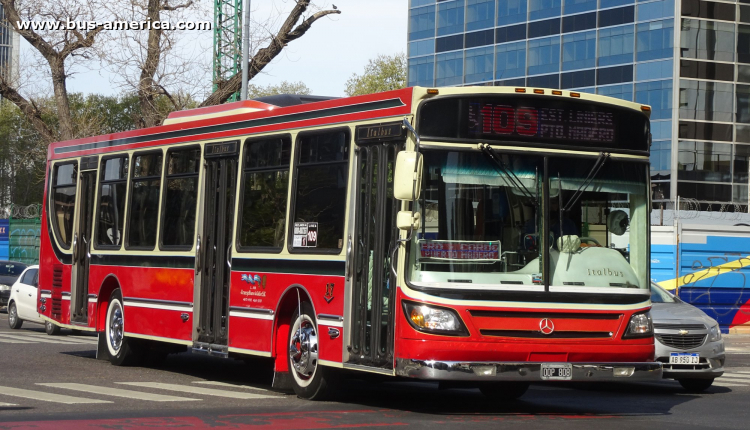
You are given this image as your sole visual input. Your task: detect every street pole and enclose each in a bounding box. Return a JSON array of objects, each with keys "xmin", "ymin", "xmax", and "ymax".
[{"xmin": 240, "ymin": 0, "xmax": 251, "ymax": 100}]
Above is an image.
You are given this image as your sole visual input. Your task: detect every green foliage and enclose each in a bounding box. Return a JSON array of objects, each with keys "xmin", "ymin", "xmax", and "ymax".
[
  {"xmin": 247, "ymin": 81, "xmax": 312, "ymax": 99},
  {"xmin": 345, "ymin": 53, "xmax": 407, "ymax": 97}
]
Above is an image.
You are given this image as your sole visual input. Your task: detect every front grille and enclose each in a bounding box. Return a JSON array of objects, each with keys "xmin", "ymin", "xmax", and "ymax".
[
  {"xmin": 656, "ymin": 334, "xmax": 706, "ymax": 349},
  {"xmin": 481, "ymin": 330, "xmax": 612, "ymax": 339},
  {"xmin": 654, "ymin": 323, "xmax": 706, "ymax": 330}
]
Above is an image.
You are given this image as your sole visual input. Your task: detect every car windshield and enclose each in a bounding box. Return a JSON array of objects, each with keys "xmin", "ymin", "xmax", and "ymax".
[
  {"xmin": 0, "ymin": 263, "xmax": 27, "ymax": 276},
  {"xmin": 651, "ymin": 284, "xmax": 676, "ymax": 303}
]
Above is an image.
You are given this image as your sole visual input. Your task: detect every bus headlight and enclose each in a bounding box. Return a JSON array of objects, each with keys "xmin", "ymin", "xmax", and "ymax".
[
  {"xmin": 622, "ymin": 311, "xmax": 653, "ymax": 339},
  {"xmin": 708, "ymin": 324, "xmax": 722, "ymax": 342},
  {"xmin": 402, "ymin": 301, "xmax": 468, "ymax": 336}
]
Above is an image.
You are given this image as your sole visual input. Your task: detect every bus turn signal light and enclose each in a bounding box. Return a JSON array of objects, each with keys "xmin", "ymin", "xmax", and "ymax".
[
  {"xmin": 641, "ymin": 106, "xmax": 651, "ymax": 112},
  {"xmin": 533, "ymin": 89, "xmax": 544, "ymax": 94},
  {"xmin": 515, "ymin": 88, "xmax": 526, "ymax": 93},
  {"xmin": 552, "ymin": 90, "xmax": 562, "ymax": 95},
  {"xmin": 427, "ymin": 88, "xmax": 439, "ymax": 95},
  {"xmin": 570, "ymin": 92, "xmax": 580, "ymax": 98}
]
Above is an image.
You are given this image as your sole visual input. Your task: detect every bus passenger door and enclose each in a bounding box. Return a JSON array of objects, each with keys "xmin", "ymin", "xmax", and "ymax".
[
  {"xmin": 194, "ymin": 141, "xmax": 239, "ymax": 356},
  {"xmin": 70, "ymin": 156, "xmax": 98, "ymax": 325},
  {"xmin": 346, "ymin": 138, "xmax": 402, "ymax": 369}
]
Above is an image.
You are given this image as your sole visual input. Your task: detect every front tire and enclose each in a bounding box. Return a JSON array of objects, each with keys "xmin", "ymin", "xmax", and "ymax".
[
  {"xmin": 287, "ymin": 302, "xmax": 336, "ymax": 400},
  {"xmin": 45, "ymin": 321, "xmax": 61, "ymax": 335},
  {"xmin": 679, "ymin": 378, "xmax": 714, "ymax": 393},
  {"xmin": 105, "ymin": 289, "xmax": 142, "ymax": 366},
  {"xmin": 8, "ymin": 302, "xmax": 23, "ymax": 329},
  {"xmin": 479, "ymin": 382, "xmax": 530, "ymax": 401}
]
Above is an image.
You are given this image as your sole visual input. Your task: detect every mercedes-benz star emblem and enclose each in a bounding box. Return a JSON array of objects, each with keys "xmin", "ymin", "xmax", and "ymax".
[{"xmin": 539, "ymin": 318, "xmax": 555, "ymax": 335}]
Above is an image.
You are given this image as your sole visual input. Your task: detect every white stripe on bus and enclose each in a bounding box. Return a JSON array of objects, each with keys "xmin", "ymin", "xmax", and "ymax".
[
  {"xmin": 123, "ymin": 301, "xmax": 193, "ymax": 312},
  {"xmin": 228, "ymin": 310, "xmax": 274, "ymax": 320}
]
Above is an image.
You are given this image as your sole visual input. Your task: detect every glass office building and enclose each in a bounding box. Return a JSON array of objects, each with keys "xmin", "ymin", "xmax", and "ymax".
[
  {"xmin": 0, "ymin": 5, "xmax": 20, "ymax": 89},
  {"xmin": 407, "ymin": 0, "xmax": 750, "ymax": 206}
]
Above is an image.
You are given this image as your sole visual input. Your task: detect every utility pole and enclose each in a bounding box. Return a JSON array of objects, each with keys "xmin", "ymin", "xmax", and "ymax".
[{"xmin": 241, "ymin": 0, "xmax": 251, "ymax": 100}]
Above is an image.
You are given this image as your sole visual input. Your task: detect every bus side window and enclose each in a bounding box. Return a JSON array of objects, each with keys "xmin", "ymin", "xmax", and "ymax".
[
  {"xmin": 127, "ymin": 151, "xmax": 163, "ymax": 249},
  {"xmin": 161, "ymin": 147, "xmax": 200, "ymax": 248},
  {"xmin": 238, "ymin": 136, "xmax": 291, "ymax": 251},
  {"xmin": 51, "ymin": 162, "xmax": 78, "ymax": 249},
  {"xmin": 291, "ymin": 129, "xmax": 350, "ymax": 252},
  {"xmin": 96, "ymin": 155, "xmax": 129, "ymax": 248}
]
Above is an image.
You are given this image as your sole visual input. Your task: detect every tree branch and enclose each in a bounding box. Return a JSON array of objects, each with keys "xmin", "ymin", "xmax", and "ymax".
[
  {"xmin": 0, "ymin": 75, "xmax": 56, "ymax": 144},
  {"xmin": 200, "ymin": 2, "xmax": 340, "ymax": 107}
]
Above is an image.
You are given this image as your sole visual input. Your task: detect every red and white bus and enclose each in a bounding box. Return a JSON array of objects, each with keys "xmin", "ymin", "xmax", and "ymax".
[{"xmin": 38, "ymin": 86, "xmax": 661, "ymax": 399}]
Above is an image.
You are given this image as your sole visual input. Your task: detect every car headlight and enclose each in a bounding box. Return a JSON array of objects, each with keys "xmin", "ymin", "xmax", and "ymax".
[
  {"xmin": 402, "ymin": 301, "xmax": 468, "ymax": 336},
  {"xmin": 622, "ymin": 311, "xmax": 653, "ymax": 339},
  {"xmin": 0, "ymin": 284, "xmax": 10, "ymax": 292},
  {"xmin": 709, "ymin": 324, "xmax": 722, "ymax": 342}
]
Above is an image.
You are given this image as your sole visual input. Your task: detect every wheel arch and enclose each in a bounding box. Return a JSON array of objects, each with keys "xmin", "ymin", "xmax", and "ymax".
[
  {"xmin": 272, "ymin": 283, "xmax": 316, "ymax": 373},
  {"xmin": 96, "ymin": 274, "xmax": 122, "ymax": 332}
]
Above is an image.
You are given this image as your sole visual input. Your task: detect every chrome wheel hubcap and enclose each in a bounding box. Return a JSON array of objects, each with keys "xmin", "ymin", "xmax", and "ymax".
[
  {"xmin": 109, "ymin": 304, "xmax": 123, "ymax": 352},
  {"xmin": 289, "ymin": 317, "xmax": 318, "ymax": 379}
]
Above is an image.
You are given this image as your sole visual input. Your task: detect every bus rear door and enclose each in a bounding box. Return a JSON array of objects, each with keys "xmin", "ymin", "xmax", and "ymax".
[{"xmin": 70, "ymin": 156, "xmax": 98, "ymax": 325}]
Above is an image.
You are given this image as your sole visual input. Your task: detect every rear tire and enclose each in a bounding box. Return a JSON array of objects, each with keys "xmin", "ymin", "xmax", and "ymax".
[
  {"xmin": 105, "ymin": 289, "xmax": 142, "ymax": 366},
  {"xmin": 479, "ymin": 382, "xmax": 530, "ymax": 401},
  {"xmin": 45, "ymin": 321, "xmax": 61, "ymax": 335},
  {"xmin": 8, "ymin": 302, "xmax": 22, "ymax": 329},
  {"xmin": 287, "ymin": 301, "xmax": 337, "ymax": 400},
  {"xmin": 678, "ymin": 378, "xmax": 714, "ymax": 393}
]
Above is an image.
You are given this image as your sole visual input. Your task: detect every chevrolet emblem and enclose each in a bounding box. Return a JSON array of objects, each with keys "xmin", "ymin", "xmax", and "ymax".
[{"xmin": 678, "ymin": 329, "xmax": 689, "ymax": 335}]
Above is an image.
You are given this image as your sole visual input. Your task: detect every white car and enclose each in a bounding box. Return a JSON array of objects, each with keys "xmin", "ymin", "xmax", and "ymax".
[{"xmin": 7, "ymin": 265, "xmax": 61, "ymax": 335}]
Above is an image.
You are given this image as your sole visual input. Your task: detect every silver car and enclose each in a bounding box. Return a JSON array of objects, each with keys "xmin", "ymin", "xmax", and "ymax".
[{"xmin": 651, "ymin": 282, "xmax": 725, "ymax": 392}]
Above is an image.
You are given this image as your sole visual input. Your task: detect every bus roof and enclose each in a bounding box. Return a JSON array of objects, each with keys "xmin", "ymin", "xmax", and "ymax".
[{"xmin": 47, "ymin": 86, "xmax": 650, "ymax": 160}]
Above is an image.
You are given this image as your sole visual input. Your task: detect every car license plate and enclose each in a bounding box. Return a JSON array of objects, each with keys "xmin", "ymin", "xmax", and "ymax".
[
  {"xmin": 669, "ymin": 352, "xmax": 699, "ymax": 364},
  {"xmin": 540, "ymin": 363, "xmax": 573, "ymax": 380}
]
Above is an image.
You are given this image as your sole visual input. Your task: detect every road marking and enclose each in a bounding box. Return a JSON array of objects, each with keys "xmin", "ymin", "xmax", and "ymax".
[
  {"xmin": 0, "ymin": 333, "xmax": 79, "ymax": 345},
  {"xmin": 712, "ymin": 381, "xmax": 746, "ymax": 387},
  {"xmin": 0, "ymin": 402, "xmax": 19, "ymax": 407},
  {"xmin": 0, "ymin": 338, "xmax": 33, "ymax": 344},
  {"xmin": 718, "ymin": 374, "xmax": 750, "ymax": 381},
  {"xmin": 192, "ymin": 381, "xmax": 274, "ymax": 393},
  {"xmin": 38, "ymin": 383, "xmax": 201, "ymax": 402},
  {"xmin": 116, "ymin": 382, "xmax": 279, "ymax": 399},
  {"xmin": 21, "ymin": 333, "xmax": 97, "ymax": 345},
  {"xmin": 0, "ymin": 386, "xmax": 111, "ymax": 404}
]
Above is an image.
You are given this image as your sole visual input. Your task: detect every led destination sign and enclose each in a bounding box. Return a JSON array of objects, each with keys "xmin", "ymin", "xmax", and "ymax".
[
  {"xmin": 468, "ymin": 103, "xmax": 616, "ymax": 143},
  {"xmin": 418, "ymin": 96, "xmax": 649, "ymax": 152}
]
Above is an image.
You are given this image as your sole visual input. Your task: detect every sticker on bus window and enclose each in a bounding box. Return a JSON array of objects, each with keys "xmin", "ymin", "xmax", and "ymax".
[
  {"xmin": 418, "ymin": 240, "xmax": 500, "ymax": 261},
  {"xmin": 293, "ymin": 222, "xmax": 318, "ymax": 247}
]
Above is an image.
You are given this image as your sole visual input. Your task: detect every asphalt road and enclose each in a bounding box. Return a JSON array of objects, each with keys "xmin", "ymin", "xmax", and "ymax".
[{"xmin": 2, "ymin": 310, "xmax": 750, "ymax": 429}]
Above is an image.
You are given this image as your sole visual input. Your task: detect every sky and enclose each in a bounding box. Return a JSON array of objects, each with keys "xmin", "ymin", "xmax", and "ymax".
[{"xmin": 52, "ymin": 0, "xmax": 408, "ymax": 98}]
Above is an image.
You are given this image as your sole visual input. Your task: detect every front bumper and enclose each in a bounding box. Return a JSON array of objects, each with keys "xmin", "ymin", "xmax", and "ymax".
[{"xmin": 396, "ymin": 359, "xmax": 663, "ymax": 382}]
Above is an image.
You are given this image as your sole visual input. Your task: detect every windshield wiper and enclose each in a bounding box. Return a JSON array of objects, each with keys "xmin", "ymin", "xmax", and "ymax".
[
  {"xmin": 478, "ymin": 143, "xmax": 537, "ymax": 207},
  {"xmin": 562, "ymin": 152, "xmax": 610, "ymax": 212}
]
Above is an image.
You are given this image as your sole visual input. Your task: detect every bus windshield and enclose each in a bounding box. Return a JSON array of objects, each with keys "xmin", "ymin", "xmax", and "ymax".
[{"xmin": 406, "ymin": 149, "xmax": 649, "ymax": 292}]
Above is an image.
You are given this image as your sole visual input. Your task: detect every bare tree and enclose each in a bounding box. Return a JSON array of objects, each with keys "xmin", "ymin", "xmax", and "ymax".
[
  {"xmin": 200, "ymin": 0, "xmax": 340, "ymax": 107},
  {"xmin": 0, "ymin": 0, "xmax": 107, "ymax": 141},
  {"xmin": 0, "ymin": 0, "xmax": 340, "ymax": 143}
]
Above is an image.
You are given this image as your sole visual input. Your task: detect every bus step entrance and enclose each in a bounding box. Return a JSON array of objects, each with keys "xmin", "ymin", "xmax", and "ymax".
[{"xmin": 191, "ymin": 342, "xmax": 229, "ymax": 358}]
